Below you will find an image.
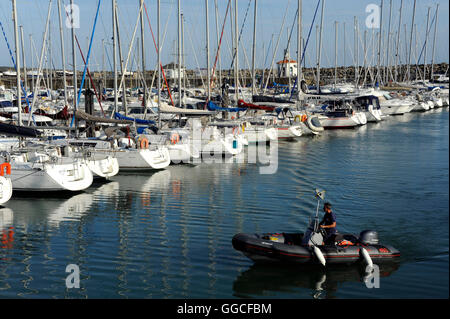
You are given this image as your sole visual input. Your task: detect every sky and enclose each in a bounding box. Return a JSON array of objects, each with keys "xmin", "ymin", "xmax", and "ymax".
[{"xmin": 0, "ymin": 0, "xmax": 448, "ymax": 73}]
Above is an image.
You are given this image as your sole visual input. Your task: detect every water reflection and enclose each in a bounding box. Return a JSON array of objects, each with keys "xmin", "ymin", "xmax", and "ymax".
[
  {"xmin": 0, "ymin": 208, "xmax": 14, "ymax": 250},
  {"xmin": 233, "ymin": 262, "xmax": 400, "ymax": 299}
]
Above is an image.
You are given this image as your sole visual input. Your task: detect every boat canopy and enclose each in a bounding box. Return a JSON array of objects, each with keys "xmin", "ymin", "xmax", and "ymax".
[
  {"xmin": 159, "ymin": 103, "xmax": 215, "ymax": 115},
  {"xmin": 237, "ymin": 99, "xmax": 276, "ymax": 112},
  {"xmin": 207, "ymin": 101, "xmax": 246, "ymax": 112},
  {"xmin": 114, "ymin": 112, "xmax": 156, "ymax": 125},
  {"xmin": 0, "ymin": 122, "xmax": 41, "ymax": 138}
]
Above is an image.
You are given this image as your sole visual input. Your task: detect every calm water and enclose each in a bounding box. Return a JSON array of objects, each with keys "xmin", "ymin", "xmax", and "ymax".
[{"xmin": 0, "ymin": 109, "xmax": 448, "ymax": 299}]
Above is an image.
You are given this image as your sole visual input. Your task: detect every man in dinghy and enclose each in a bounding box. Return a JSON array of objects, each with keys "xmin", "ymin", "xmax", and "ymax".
[{"xmin": 319, "ymin": 202, "xmax": 337, "ymax": 244}]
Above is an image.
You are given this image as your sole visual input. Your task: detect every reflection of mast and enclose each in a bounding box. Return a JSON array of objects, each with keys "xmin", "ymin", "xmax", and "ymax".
[{"xmin": 116, "ymin": 192, "xmax": 130, "ymax": 297}]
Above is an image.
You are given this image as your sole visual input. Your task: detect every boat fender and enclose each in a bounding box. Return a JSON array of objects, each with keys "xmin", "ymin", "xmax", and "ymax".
[
  {"xmin": 360, "ymin": 247, "xmax": 373, "ymax": 272},
  {"xmin": 300, "ymin": 80, "xmax": 308, "ymax": 94},
  {"xmin": 313, "ymin": 246, "xmax": 326, "ymax": 266},
  {"xmin": 0, "ymin": 163, "xmax": 11, "ymax": 176}
]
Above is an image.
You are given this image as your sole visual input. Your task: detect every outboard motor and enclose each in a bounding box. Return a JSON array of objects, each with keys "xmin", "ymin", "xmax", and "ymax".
[{"xmin": 359, "ymin": 230, "xmax": 379, "ymax": 245}]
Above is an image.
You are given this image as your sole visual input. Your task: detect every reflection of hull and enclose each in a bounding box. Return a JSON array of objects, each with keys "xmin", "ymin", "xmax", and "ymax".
[
  {"xmin": 233, "ymin": 262, "xmax": 400, "ymax": 298},
  {"xmin": 0, "ymin": 207, "xmax": 13, "ymax": 228},
  {"xmin": 0, "ymin": 176, "xmax": 13, "ymax": 205},
  {"xmin": 114, "ymin": 170, "xmax": 171, "ymax": 193}
]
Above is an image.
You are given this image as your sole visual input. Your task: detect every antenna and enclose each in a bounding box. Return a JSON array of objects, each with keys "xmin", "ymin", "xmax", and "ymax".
[{"xmin": 314, "ymin": 189, "xmax": 325, "ymax": 219}]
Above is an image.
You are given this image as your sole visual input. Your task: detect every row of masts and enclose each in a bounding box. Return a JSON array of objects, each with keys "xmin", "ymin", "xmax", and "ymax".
[{"xmin": 7, "ymin": 0, "xmax": 443, "ymax": 127}]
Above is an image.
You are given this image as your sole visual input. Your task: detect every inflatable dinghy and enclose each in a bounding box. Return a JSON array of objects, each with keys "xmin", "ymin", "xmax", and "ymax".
[
  {"xmin": 232, "ymin": 189, "xmax": 400, "ymax": 266},
  {"xmin": 232, "ymin": 230, "xmax": 400, "ymax": 265}
]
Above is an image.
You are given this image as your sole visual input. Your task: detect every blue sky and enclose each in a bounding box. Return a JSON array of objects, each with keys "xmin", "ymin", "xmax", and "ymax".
[{"xmin": 0, "ymin": 0, "xmax": 448, "ymax": 72}]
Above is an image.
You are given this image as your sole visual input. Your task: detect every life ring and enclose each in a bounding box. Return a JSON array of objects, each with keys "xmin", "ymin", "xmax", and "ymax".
[
  {"xmin": 294, "ymin": 115, "xmax": 302, "ymax": 123},
  {"xmin": 170, "ymin": 133, "xmax": 180, "ymax": 144},
  {"xmin": 301, "ymin": 115, "xmax": 307, "ymax": 123},
  {"xmin": 138, "ymin": 137, "xmax": 149, "ymax": 149},
  {"xmin": 0, "ymin": 163, "xmax": 11, "ymax": 176}
]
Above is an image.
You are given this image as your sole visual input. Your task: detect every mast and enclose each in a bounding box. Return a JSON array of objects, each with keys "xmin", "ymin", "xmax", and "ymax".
[
  {"xmin": 385, "ymin": 0, "xmax": 392, "ymax": 84},
  {"xmin": 157, "ymin": 0, "xmax": 161, "ymax": 128},
  {"xmin": 214, "ymin": 0, "xmax": 222, "ymax": 91},
  {"xmin": 251, "ymin": 0, "xmax": 257, "ymax": 98},
  {"xmin": 57, "ymin": 0, "xmax": 68, "ymax": 107},
  {"xmin": 334, "ymin": 21, "xmax": 338, "ymax": 88},
  {"xmin": 394, "ymin": 0, "xmax": 403, "ymax": 82},
  {"xmin": 140, "ymin": 0, "xmax": 147, "ymax": 110},
  {"xmin": 19, "ymin": 26, "xmax": 28, "ymax": 99},
  {"xmin": 423, "ymin": 7, "xmax": 430, "ymax": 81},
  {"xmin": 406, "ymin": 0, "xmax": 416, "ymax": 83},
  {"xmin": 430, "ymin": 4, "xmax": 439, "ymax": 81},
  {"xmin": 297, "ymin": 0, "xmax": 302, "ymax": 101},
  {"xmin": 102, "ymin": 38, "xmax": 106, "ymax": 92},
  {"xmin": 234, "ymin": 0, "xmax": 238, "ymax": 106},
  {"xmin": 354, "ymin": 16, "xmax": 358, "ymax": 88},
  {"xmin": 30, "ymin": 34, "xmax": 34, "ymax": 92},
  {"xmin": 316, "ymin": 0, "xmax": 325, "ymax": 93},
  {"xmin": 12, "ymin": 0, "xmax": 21, "ymax": 125},
  {"xmin": 178, "ymin": 0, "xmax": 182, "ymax": 108},
  {"xmin": 182, "ymin": 13, "xmax": 186, "ymax": 93},
  {"xmin": 112, "ymin": 0, "xmax": 118, "ymax": 117},
  {"xmin": 71, "ymin": 0, "xmax": 78, "ymax": 134},
  {"xmin": 49, "ymin": 20, "xmax": 53, "ymax": 94},
  {"xmin": 206, "ymin": 0, "xmax": 211, "ymax": 101},
  {"xmin": 115, "ymin": 9, "xmax": 128, "ymax": 115},
  {"xmin": 377, "ymin": 0, "xmax": 383, "ymax": 86},
  {"xmin": 343, "ymin": 22, "xmax": 346, "ymax": 82}
]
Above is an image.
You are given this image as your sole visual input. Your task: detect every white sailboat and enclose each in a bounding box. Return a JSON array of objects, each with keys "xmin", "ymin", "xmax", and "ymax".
[{"xmin": 4, "ymin": 151, "xmax": 93, "ymax": 191}]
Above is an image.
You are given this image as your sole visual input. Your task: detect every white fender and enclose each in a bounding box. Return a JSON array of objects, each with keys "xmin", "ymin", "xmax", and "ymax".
[
  {"xmin": 360, "ymin": 247, "xmax": 373, "ymax": 271},
  {"xmin": 313, "ymin": 246, "xmax": 326, "ymax": 266}
]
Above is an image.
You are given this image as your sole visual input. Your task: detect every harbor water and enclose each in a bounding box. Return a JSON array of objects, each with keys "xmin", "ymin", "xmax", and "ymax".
[{"xmin": 0, "ymin": 109, "xmax": 448, "ymax": 299}]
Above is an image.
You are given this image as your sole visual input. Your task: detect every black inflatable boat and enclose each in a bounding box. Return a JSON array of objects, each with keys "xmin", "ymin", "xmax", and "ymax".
[
  {"xmin": 232, "ymin": 190, "xmax": 400, "ymax": 266},
  {"xmin": 232, "ymin": 230, "xmax": 400, "ymax": 265}
]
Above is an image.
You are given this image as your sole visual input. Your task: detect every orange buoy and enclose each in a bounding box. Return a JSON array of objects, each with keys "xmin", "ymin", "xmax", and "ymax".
[
  {"xmin": 170, "ymin": 133, "xmax": 180, "ymax": 144},
  {"xmin": 0, "ymin": 163, "xmax": 11, "ymax": 176},
  {"xmin": 139, "ymin": 137, "xmax": 149, "ymax": 149}
]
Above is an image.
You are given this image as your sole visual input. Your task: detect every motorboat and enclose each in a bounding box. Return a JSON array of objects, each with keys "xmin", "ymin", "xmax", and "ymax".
[
  {"xmin": 353, "ymin": 95, "xmax": 383, "ymax": 122},
  {"xmin": 232, "ymin": 190, "xmax": 400, "ymax": 266},
  {"xmin": 318, "ymin": 109, "xmax": 362, "ymax": 129}
]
